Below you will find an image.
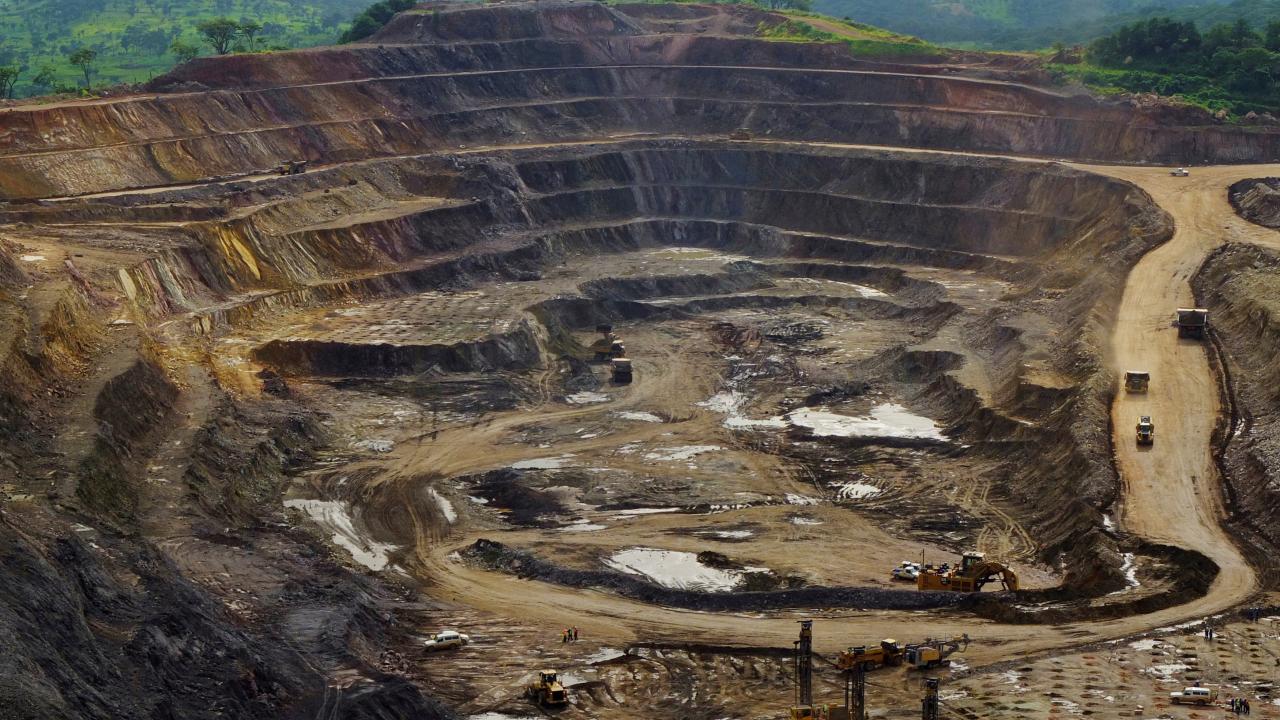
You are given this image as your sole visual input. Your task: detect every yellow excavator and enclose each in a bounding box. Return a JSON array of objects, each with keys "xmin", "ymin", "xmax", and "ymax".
[
  {"xmin": 917, "ymin": 551, "xmax": 1018, "ymax": 592},
  {"xmin": 587, "ymin": 324, "xmax": 626, "ymax": 362}
]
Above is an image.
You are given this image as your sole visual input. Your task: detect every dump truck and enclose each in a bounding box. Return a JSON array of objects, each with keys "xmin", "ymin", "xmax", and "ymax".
[
  {"xmin": 1124, "ymin": 370, "xmax": 1150, "ymax": 393},
  {"xmin": 525, "ymin": 669, "xmax": 568, "ymax": 707},
  {"xmin": 611, "ymin": 357, "xmax": 632, "ymax": 384},
  {"xmin": 917, "ymin": 551, "xmax": 1019, "ymax": 592},
  {"xmin": 1176, "ymin": 308, "xmax": 1209, "ymax": 339},
  {"xmin": 275, "ymin": 159, "xmax": 309, "ymax": 175},
  {"xmin": 588, "ymin": 324, "xmax": 626, "ymax": 361},
  {"xmin": 1136, "ymin": 415, "xmax": 1154, "ymax": 445}
]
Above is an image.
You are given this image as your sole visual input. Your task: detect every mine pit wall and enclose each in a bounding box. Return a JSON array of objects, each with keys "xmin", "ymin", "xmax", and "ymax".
[
  {"xmin": 0, "ymin": 281, "xmax": 103, "ymax": 472},
  {"xmin": 1193, "ymin": 243, "xmax": 1280, "ymax": 580},
  {"xmin": 1229, "ymin": 178, "xmax": 1280, "ymax": 230},
  {"xmin": 7, "ymin": 57, "xmax": 1280, "ymax": 198},
  {"xmin": 108, "ymin": 142, "xmax": 1173, "ymax": 597},
  {"xmin": 75, "ymin": 358, "xmax": 180, "ymax": 521},
  {"xmin": 253, "ymin": 321, "xmax": 545, "ymax": 377}
]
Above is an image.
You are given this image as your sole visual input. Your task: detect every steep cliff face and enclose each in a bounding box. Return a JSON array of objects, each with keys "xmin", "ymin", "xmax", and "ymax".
[
  {"xmin": 0, "ymin": 2, "xmax": 1274, "ymax": 199},
  {"xmin": 1193, "ymin": 243, "xmax": 1280, "ymax": 553},
  {"xmin": 1230, "ymin": 178, "xmax": 1280, "ymax": 230}
]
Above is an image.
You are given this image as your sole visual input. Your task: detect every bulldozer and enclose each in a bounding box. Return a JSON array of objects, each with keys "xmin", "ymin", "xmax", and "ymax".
[
  {"xmin": 587, "ymin": 324, "xmax": 626, "ymax": 361},
  {"xmin": 917, "ymin": 551, "xmax": 1019, "ymax": 593},
  {"xmin": 525, "ymin": 669, "xmax": 568, "ymax": 707}
]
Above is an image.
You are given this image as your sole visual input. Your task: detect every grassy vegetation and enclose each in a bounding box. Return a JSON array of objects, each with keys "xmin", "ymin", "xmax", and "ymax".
[
  {"xmin": 808, "ymin": 0, "xmax": 1216, "ymax": 44},
  {"xmin": 0, "ymin": 0, "xmax": 365, "ymax": 97},
  {"xmin": 1047, "ymin": 17, "xmax": 1280, "ymax": 116},
  {"xmin": 757, "ymin": 15, "xmax": 944, "ymax": 57}
]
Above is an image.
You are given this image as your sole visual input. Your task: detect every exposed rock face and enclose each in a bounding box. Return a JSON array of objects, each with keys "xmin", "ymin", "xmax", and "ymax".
[
  {"xmin": 0, "ymin": 2, "xmax": 1268, "ymax": 717},
  {"xmin": 1229, "ymin": 178, "xmax": 1280, "ymax": 229},
  {"xmin": 0, "ymin": 3, "xmax": 1276, "ymax": 199},
  {"xmin": 1193, "ymin": 243, "xmax": 1280, "ymax": 553}
]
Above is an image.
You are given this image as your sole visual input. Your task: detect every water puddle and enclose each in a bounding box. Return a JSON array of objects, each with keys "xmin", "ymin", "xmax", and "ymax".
[
  {"xmin": 614, "ymin": 411, "xmax": 663, "ymax": 423},
  {"xmin": 512, "ymin": 454, "xmax": 576, "ymax": 470},
  {"xmin": 790, "ymin": 516, "xmax": 823, "ymax": 526},
  {"xmin": 833, "ymin": 481, "xmax": 882, "ymax": 500},
  {"xmin": 427, "ymin": 488, "xmax": 456, "ymax": 523},
  {"xmin": 566, "ymin": 391, "xmax": 610, "ymax": 404},
  {"xmin": 643, "ymin": 445, "xmax": 722, "ymax": 461},
  {"xmin": 352, "ymin": 438, "xmax": 394, "ymax": 453},
  {"xmin": 698, "ymin": 391, "xmax": 787, "ymax": 429},
  {"xmin": 603, "ymin": 548, "xmax": 758, "ymax": 592},
  {"xmin": 788, "ymin": 404, "xmax": 946, "ymax": 441},
  {"xmin": 561, "ymin": 519, "xmax": 608, "ymax": 532},
  {"xmin": 700, "ymin": 529, "xmax": 754, "ymax": 540},
  {"xmin": 283, "ymin": 498, "xmax": 398, "ymax": 572}
]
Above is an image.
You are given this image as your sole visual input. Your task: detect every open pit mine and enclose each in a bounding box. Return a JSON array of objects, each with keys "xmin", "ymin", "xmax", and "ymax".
[{"xmin": 4, "ymin": 2, "xmax": 1280, "ymax": 718}]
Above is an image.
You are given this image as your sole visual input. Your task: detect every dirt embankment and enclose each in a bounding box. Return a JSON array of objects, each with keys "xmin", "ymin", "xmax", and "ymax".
[
  {"xmin": 462, "ymin": 538, "xmax": 980, "ymax": 612},
  {"xmin": 1193, "ymin": 243, "xmax": 1280, "ymax": 562},
  {"xmin": 1229, "ymin": 178, "xmax": 1280, "ymax": 229}
]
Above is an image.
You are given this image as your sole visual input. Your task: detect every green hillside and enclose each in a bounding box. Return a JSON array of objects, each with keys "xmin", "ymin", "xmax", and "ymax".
[
  {"xmin": 0, "ymin": 0, "xmax": 366, "ymax": 97},
  {"xmin": 809, "ymin": 0, "xmax": 1233, "ymax": 45},
  {"xmin": 987, "ymin": 0, "xmax": 1280, "ymax": 49}
]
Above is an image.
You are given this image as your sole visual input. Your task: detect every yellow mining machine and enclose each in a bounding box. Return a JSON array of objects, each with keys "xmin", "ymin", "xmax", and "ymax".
[
  {"xmin": 274, "ymin": 159, "xmax": 309, "ymax": 175},
  {"xmin": 525, "ymin": 669, "xmax": 568, "ymax": 707},
  {"xmin": 587, "ymin": 324, "xmax": 626, "ymax": 362},
  {"xmin": 835, "ymin": 635, "xmax": 968, "ymax": 672},
  {"xmin": 916, "ymin": 551, "xmax": 1018, "ymax": 592},
  {"xmin": 789, "ymin": 621, "xmax": 968, "ymax": 720}
]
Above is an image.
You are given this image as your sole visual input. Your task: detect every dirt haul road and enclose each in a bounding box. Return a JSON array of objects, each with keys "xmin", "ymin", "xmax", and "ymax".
[{"xmin": 391, "ymin": 149, "xmax": 1280, "ymax": 664}]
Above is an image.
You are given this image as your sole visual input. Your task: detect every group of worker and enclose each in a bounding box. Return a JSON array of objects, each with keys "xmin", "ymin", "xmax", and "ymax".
[
  {"xmin": 1228, "ymin": 697, "xmax": 1252, "ymax": 715},
  {"xmin": 561, "ymin": 627, "xmax": 580, "ymax": 643}
]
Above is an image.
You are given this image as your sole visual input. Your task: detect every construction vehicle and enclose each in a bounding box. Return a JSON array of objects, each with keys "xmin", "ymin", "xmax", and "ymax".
[
  {"xmin": 1136, "ymin": 415, "xmax": 1154, "ymax": 445},
  {"xmin": 728, "ymin": 128, "xmax": 752, "ymax": 140},
  {"xmin": 274, "ymin": 159, "xmax": 309, "ymax": 175},
  {"xmin": 587, "ymin": 324, "xmax": 626, "ymax": 361},
  {"xmin": 610, "ymin": 357, "xmax": 632, "ymax": 384},
  {"xmin": 917, "ymin": 551, "xmax": 1019, "ymax": 592},
  {"xmin": 1124, "ymin": 370, "xmax": 1150, "ymax": 392},
  {"xmin": 1176, "ymin": 308, "xmax": 1209, "ymax": 339},
  {"xmin": 903, "ymin": 636, "xmax": 968, "ymax": 670},
  {"xmin": 525, "ymin": 669, "xmax": 568, "ymax": 707},
  {"xmin": 790, "ymin": 620, "xmax": 851, "ymax": 720},
  {"xmin": 1170, "ymin": 686, "xmax": 1217, "ymax": 705},
  {"xmin": 1171, "ymin": 167, "xmax": 1190, "ymax": 177},
  {"xmin": 836, "ymin": 639, "xmax": 904, "ymax": 672}
]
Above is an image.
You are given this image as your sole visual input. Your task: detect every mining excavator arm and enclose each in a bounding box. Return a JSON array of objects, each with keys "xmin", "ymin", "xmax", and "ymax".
[{"xmin": 968, "ymin": 562, "xmax": 1019, "ymax": 591}]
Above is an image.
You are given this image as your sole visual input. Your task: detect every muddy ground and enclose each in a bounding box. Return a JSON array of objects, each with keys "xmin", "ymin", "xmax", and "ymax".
[{"xmin": 3, "ymin": 2, "xmax": 1280, "ymax": 719}]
